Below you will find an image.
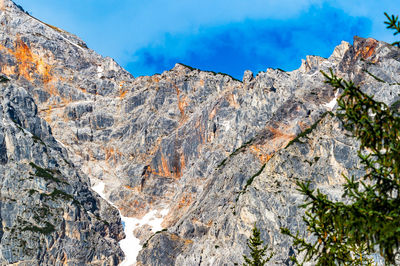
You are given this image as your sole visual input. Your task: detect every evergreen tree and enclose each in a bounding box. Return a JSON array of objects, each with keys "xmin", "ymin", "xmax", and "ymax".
[
  {"xmin": 385, "ymin": 12, "xmax": 400, "ymax": 47},
  {"xmin": 243, "ymin": 223, "xmax": 273, "ymax": 266},
  {"xmin": 281, "ymin": 13, "xmax": 400, "ymax": 265}
]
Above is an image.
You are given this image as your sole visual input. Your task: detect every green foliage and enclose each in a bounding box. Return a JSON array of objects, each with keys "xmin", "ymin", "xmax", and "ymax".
[
  {"xmin": 29, "ymin": 162, "xmax": 55, "ymax": 179},
  {"xmin": 384, "ymin": 12, "xmax": 400, "ymax": 47},
  {"xmin": 245, "ymin": 164, "xmax": 266, "ymax": 189},
  {"xmin": 29, "ymin": 162, "xmax": 67, "ymax": 184},
  {"xmin": 42, "ymin": 188, "xmax": 74, "ymax": 201},
  {"xmin": 22, "ymin": 221, "xmax": 55, "ymax": 235},
  {"xmin": 216, "ymin": 157, "xmax": 228, "ymax": 169},
  {"xmin": 217, "ymin": 138, "xmax": 255, "ymax": 169},
  {"xmin": 281, "ymin": 14, "xmax": 400, "ymax": 264},
  {"xmin": 390, "ymin": 99, "xmax": 400, "ymax": 112},
  {"xmin": 0, "ymin": 75, "xmax": 9, "ymax": 83},
  {"xmin": 236, "ymin": 164, "xmax": 266, "ymax": 202},
  {"xmin": 31, "ymin": 134, "xmax": 45, "ymax": 145},
  {"xmin": 362, "ymin": 69, "xmax": 386, "ymax": 83},
  {"xmin": 243, "ymin": 223, "xmax": 273, "ymax": 266},
  {"xmin": 285, "ymin": 112, "xmax": 333, "ymax": 148},
  {"xmin": 142, "ymin": 228, "xmax": 168, "ymax": 248},
  {"xmin": 282, "ymin": 67, "xmax": 400, "ymax": 265},
  {"xmin": 285, "ymin": 111, "xmax": 333, "ymax": 149},
  {"xmin": 36, "ymin": 205, "xmax": 50, "ymax": 217},
  {"xmin": 231, "ymin": 138, "xmax": 255, "ymax": 157}
]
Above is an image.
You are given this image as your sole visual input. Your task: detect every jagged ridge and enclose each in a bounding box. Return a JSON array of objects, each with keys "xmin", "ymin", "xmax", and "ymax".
[{"xmin": 0, "ymin": 0, "xmax": 400, "ymax": 265}]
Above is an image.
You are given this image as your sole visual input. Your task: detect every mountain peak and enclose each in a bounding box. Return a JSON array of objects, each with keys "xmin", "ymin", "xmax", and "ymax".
[
  {"xmin": 1, "ymin": 0, "xmax": 23, "ymax": 12},
  {"xmin": 1, "ymin": 2, "xmax": 399, "ymax": 265}
]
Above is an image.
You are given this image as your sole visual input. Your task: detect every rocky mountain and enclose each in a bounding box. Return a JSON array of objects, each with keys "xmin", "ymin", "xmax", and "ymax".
[
  {"xmin": 0, "ymin": 2, "xmax": 127, "ymax": 266},
  {"xmin": 0, "ymin": 0, "xmax": 399, "ymax": 265}
]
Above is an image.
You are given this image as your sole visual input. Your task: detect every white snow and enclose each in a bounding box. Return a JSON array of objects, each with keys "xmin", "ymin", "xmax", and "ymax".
[
  {"xmin": 97, "ymin": 66, "xmax": 104, "ymax": 79},
  {"xmin": 324, "ymin": 90, "xmax": 339, "ymax": 110},
  {"xmin": 58, "ymin": 34, "xmax": 85, "ymax": 51},
  {"xmin": 92, "ymin": 182, "xmax": 168, "ymax": 266}
]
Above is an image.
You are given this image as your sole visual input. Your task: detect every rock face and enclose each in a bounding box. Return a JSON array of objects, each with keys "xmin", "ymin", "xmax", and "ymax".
[
  {"xmin": 1, "ymin": 0, "xmax": 400, "ymax": 265},
  {"xmin": 0, "ymin": 1, "xmax": 125, "ymax": 265},
  {"xmin": 0, "ymin": 69, "xmax": 125, "ymax": 265}
]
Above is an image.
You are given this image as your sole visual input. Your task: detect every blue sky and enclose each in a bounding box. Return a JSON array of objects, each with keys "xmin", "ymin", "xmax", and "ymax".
[{"xmin": 14, "ymin": 0, "xmax": 400, "ymax": 79}]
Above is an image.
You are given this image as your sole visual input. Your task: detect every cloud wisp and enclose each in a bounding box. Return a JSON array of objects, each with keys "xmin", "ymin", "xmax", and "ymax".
[
  {"xmin": 127, "ymin": 5, "xmax": 371, "ymax": 78},
  {"xmin": 13, "ymin": 0, "xmax": 398, "ymax": 78}
]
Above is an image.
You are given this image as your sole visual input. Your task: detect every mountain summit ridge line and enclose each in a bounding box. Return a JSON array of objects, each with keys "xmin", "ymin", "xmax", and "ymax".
[{"xmin": 0, "ymin": 0, "xmax": 399, "ymax": 264}]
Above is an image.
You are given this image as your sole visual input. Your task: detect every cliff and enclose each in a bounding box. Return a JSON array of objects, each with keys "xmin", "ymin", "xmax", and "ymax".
[
  {"xmin": 0, "ymin": 1, "xmax": 125, "ymax": 265},
  {"xmin": 0, "ymin": 0, "xmax": 399, "ymax": 264}
]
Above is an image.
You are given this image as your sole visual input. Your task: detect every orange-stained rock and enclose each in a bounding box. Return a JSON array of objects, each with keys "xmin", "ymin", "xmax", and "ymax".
[{"xmin": 355, "ymin": 38, "xmax": 378, "ymax": 59}]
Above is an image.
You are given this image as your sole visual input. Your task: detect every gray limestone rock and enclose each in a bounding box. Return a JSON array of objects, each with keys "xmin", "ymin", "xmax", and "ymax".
[
  {"xmin": 1, "ymin": 0, "xmax": 400, "ymax": 265},
  {"xmin": 0, "ymin": 80, "xmax": 125, "ymax": 265}
]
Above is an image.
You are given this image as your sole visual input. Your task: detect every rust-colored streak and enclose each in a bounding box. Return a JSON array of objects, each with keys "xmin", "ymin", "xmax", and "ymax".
[
  {"xmin": 174, "ymin": 84, "xmax": 189, "ymax": 121},
  {"xmin": 119, "ymin": 89, "xmax": 128, "ymax": 98},
  {"xmin": 149, "ymin": 150, "xmax": 186, "ymax": 179},
  {"xmin": 0, "ymin": 37, "xmax": 57, "ymax": 95},
  {"xmin": 105, "ymin": 147, "xmax": 114, "ymax": 161},
  {"xmin": 0, "ymin": 0, "xmax": 5, "ymax": 11},
  {"xmin": 124, "ymin": 185, "xmax": 141, "ymax": 192},
  {"xmin": 179, "ymin": 152, "xmax": 185, "ymax": 176},
  {"xmin": 119, "ymin": 81, "xmax": 128, "ymax": 99},
  {"xmin": 104, "ymin": 146, "xmax": 122, "ymax": 165},
  {"xmin": 177, "ymin": 194, "xmax": 192, "ymax": 209},
  {"xmin": 62, "ymin": 252, "xmax": 68, "ymax": 265},
  {"xmin": 268, "ymin": 125, "xmax": 295, "ymax": 140},
  {"xmin": 152, "ymin": 76, "xmax": 160, "ymax": 83},
  {"xmin": 13, "ymin": 38, "xmax": 35, "ymax": 80},
  {"xmin": 249, "ymin": 145, "xmax": 274, "ymax": 163},
  {"xmin": 208, "ymin": 106, "xmax": 217, "ymax": 120},
  {"xmin": 185, "ymin": 239, "xmax": 194, "ymax": 245},
  {"xmin": 160, "ymin": 153, "xmax": 171, "ymax": 178},
  {"xmin": 0, "ymin": 38, "xmax": 53, "ymax": 83},
  {"xmin": 355, "ymin": 38, "xmax": 378, "ymax": 59},
  {"xmin": 172, "ymin": 153, "xmax": 184, "ymax": 179},
  {"xmin": 119, "ymin": 198, "xmax": 147, "ymax": 217},
  {"xmin": 161, "ymin": 194, "xmax": 192, "ymax": 227},
  {"xmin": 250, "ymin": 125, "xmax": 297, "ymax": 163},
  {"xmin": 175, "ymin": 85, "xmax": 184, "ymax": 116},
  {"xmin": 78, "ymin": 87, "xmax": 87, "ymax": 94},
  {"xmin": 0, "ymin": 65, "xmax": 16, "ymax": 76},
  {"xmin": 227, "ymin": 93, "xmax": 240, "ymax": 109},
  {"xmin": 195, "ymin": 118, "xmax": 206, "ymax": 144}
]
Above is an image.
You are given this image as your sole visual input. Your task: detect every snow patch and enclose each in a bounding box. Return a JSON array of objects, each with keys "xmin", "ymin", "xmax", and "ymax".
[
  {"xmin": 92, "ymin": 182, "xmax": 168, "ymax": 266},
  {"xmin": 59, "ymin": 34, "xmax": 85, "ymax": 51},
  {"xmin": 97, "ymin": 66, "xmax": 104, "ymax": 79},
  {"xmin": 324, "ymin": 91, "xmax": 339, "ymax": 110}
]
